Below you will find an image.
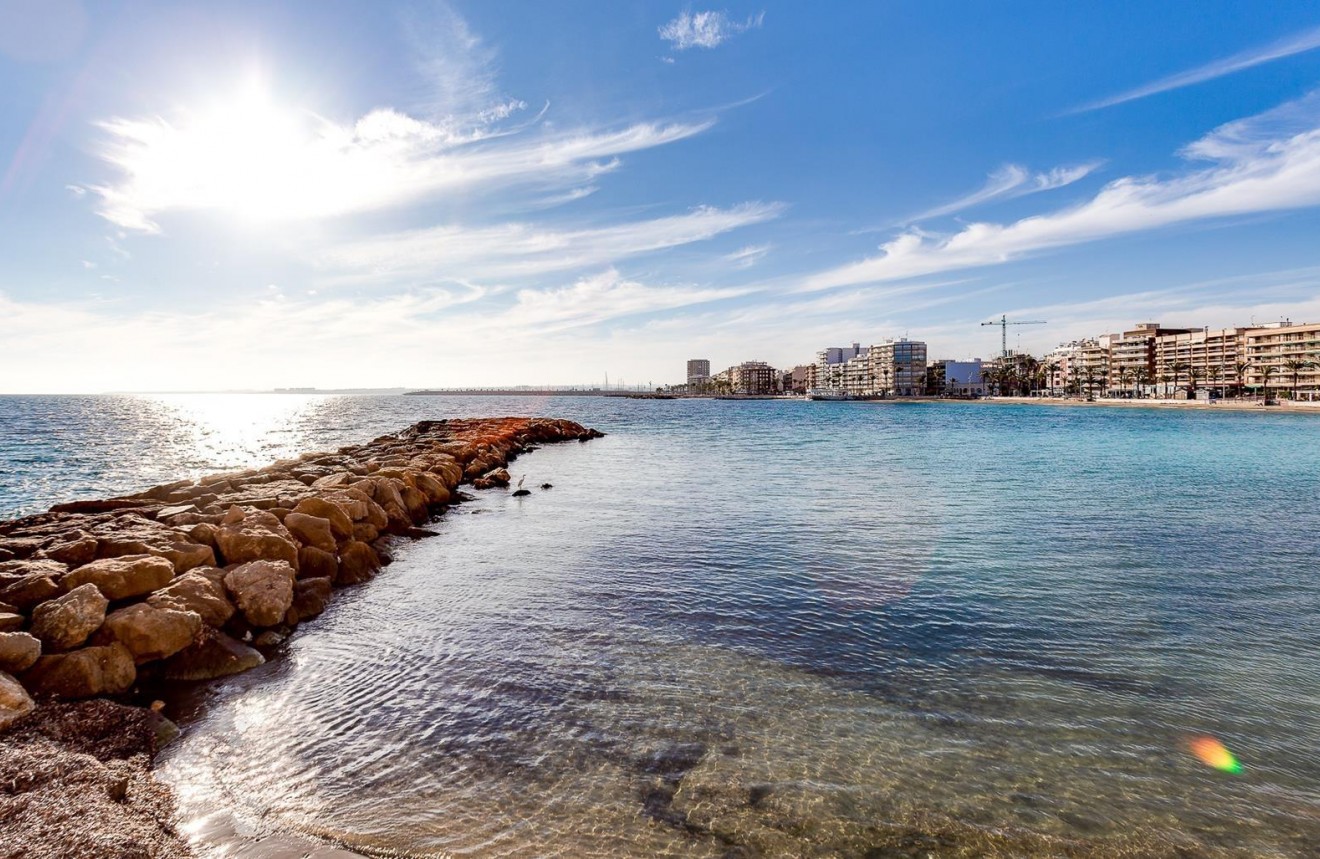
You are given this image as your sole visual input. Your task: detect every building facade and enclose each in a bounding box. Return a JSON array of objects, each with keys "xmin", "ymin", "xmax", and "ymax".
[
  {"xmin": 1244, "ymin": 321, "xmax": 1320, "ymax": 398},
  {"xmin": 686, "ymin": 358, "xmax": 711, "ymax": 389},
  {"xmin": 729, "ymin": 360, "xmax": 779, "ymax": 394}
]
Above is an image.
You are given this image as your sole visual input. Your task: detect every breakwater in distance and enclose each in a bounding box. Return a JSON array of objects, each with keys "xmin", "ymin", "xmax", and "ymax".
[{"xmin": 0, "ymin": 416, "xmax": 602, "ymax": 858}]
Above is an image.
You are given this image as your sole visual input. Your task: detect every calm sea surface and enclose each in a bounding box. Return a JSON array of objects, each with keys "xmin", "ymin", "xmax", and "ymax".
[{"xmin": 2, "ymin": 394, "xmax": 1319, "ymax": 857}]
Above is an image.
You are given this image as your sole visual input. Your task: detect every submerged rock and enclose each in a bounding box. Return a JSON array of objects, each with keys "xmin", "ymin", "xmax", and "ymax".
[{"xmin": 162, "ymin": 627, "xmax": 264, "ymax": 681}]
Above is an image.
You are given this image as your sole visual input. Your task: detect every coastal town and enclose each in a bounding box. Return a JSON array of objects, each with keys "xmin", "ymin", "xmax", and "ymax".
[{"xmin": 677, "ymin": 317, "xmax": 1320, "ymax": 402}]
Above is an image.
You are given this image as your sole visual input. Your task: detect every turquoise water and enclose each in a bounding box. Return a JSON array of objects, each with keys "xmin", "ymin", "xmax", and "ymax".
[{"xmin": 3, "ymin": 394, "xmax": 1319, "ymax": 856}]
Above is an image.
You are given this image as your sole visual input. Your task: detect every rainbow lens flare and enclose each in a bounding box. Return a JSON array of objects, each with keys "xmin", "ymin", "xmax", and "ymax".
[{"xmin": 1189, "ymin": 736, "xmax": 1242, "ymax": 773}]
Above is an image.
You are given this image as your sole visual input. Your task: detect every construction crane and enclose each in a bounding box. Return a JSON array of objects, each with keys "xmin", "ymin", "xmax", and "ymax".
[{"xmin": 981, "ymin": 314, "xmax": 1047, "ymax": 358}]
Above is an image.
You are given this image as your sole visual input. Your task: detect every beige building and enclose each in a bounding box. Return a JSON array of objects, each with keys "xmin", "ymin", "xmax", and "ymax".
[
  {"xmin": 730, "ymin": 360, "xmax": 779, "ymax": 394},
  {"xmin": 1244, "ymin": 321, "xmax": 1320, "ymax": 398},
  {"xmin": 1152, "ymin": 327, "xmax": 1247, "ymax": 396}
]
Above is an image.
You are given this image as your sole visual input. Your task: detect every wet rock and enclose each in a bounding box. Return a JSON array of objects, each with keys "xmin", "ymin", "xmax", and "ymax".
[
  {"xmin": 0, "ymin": 632, "xmax": 41, "ymax": 673},
  {"xmin": 61, "ymin": 555, "xmax": 174, "ymax": 601},
  {"xmin": 223, "ymin": 560, "xmax": 296, "ymax": 627},
  {"xmin": 283, "ymin": 511, "xmax": 337, "ymax": 554},
  {"xmin": 413, "ymin": 472, "xmax": 451, "ymax": 505},
  {"xmin": 296, "ymin": 545, "xmax": 338, "ymax": 581},
  {"xmin": 289, "ymin": 577, "xmax": 332, "ymax": 623},
  {"xmin": 29, "ymin": 583, "xmax": 109, "ymax": 651},
  {"xmin": 214, "ymin": 510, "xmax": 300, "ymax": 570},
  {"xmin": 540, "ymin": 483, "xmax": 553, "ymax": 490},
  {"xmin": 512, "ymin": 489, "xmax": 531, "ymax": 497},
  {"xmin": 94, "ymin": 603, "xmax": 202, "ymax": 664},
  {"xmin": 162, "ymin": 627, "xmax": 264, "ymax": 680},
  {"xmin": 24, "ymin": 642, "xmax": 136, "ymax": 698},
  {"xmin": 0, "ymin": 612, "xmax": 25, "ymax": 633},
  {"xmin": 253, "ymin": 630, "xmax": 286, "ymax": 648},
  {"xmin": 147, "ymin": 571, "xmax": 235, "ymax": 628},
  {"xmin": 336, "ymin": 540, "xmax": 380, "ymax": 585},
  {"xmin": 0, "ymin": 670, "xmax": 35, "ymax": 730}
]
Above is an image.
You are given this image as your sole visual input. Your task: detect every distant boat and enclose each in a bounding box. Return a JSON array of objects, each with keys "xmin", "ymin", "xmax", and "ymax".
[{"xmin": 806, "ymin": 388, "xmax": 854, "ymax": 401}]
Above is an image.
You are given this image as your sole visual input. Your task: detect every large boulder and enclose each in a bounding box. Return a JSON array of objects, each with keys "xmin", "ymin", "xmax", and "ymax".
[
  {"xmin": 414, "ymin": 472, "xmax": 451, "ymax": 506},
  {"xmin": 224, "ymin": 560, "xmax": 296, "ymax": 627},
  {"xmin": 283, "ymin": 512, "xmax": 337, "ymax": 554},
  {"xmin": 0, "ymin": 612, "xmax": 24, "ymax": 633},
  {"xmin": 95, "ymin": 603, "xmax": 202, "ymax": 663},
  {"xmin": 23, "ymin": 642, "xmax": 136, "ymax": 698},
  {"xmin": 288, "ymin": 577, "xmax": 332, "ymax": 624},
  {"xmin": 61, "ymin": 555, "xmax": 174, "ymax": 601},
  {"xmin": 163, "ymin": 627, "xmax": 265, "ymax": 680},
  {"xmin": 297, "ymin": 546, "xmax": 338, "ymax": 581},
  {"xmin": 147, "ymin": 571, "xmax": 235, "ymax": 628},
  {"xmin": 291, "ymin": 497, "xmax": 354, "ymax": 540},
  {"xmin": 214, "ymin": 510, "xmax": 300, "ymax": 570},
  {"xmin": 29, "ymin": 583, "xmax": 108, "ymax": 651},
  {"xmin": 0, "ymin": 632, "xmax": 41, "ymax": 674},
  {"xmin": 336, "ymin": 541, "xmax": 380, "ymax": 586},
  {"xmin": 0, "ymin": 670, "xmax": 34, "ymax": 731},
  {"xmin": 0, "ymin": 560, "xmax": 66, "ymax": 610},
  {"xmin": 39, "ymin": 534, "xmax": 99, "ymax": 566}
]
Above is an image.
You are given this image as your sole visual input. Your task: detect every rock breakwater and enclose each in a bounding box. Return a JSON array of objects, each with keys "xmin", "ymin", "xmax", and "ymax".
[{"xmin": 0, "ymin": 417, "xmax": 601, "ymax": 856}]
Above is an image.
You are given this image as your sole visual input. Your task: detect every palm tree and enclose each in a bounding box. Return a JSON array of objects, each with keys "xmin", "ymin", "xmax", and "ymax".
[
  {"xmin": 1135, "ymin": 367, "xmax": 1151, "ymax": 398},
  {"xmin": 1233, "ymin": 361, "xmax": 1250, "ymax": 399},
  {"xmin": 1283, "ymin": 356, "xmax": 1312, "ymax": 401},
  {"xmin": 1118, "ymin": 367, "xmax": 1132, "ymax": 399},
  {"xmin": 1080, "ymin": 366, "xmax": 1099, "ymax": 399},
  {"xmin": 1043, "ymin": 361, "xmax": 1060, "ymax": 396},
  {"xmin": 1257, "ymin": 362, "xmax": 1276, "ymax": 403},
  {"xmin": 1186, "ymin": 366, "xmax": 1202, "ymax": 399},
  {"xmin": 1207, "ymin": 365, "xmax": 1222, "ymax": 399}
]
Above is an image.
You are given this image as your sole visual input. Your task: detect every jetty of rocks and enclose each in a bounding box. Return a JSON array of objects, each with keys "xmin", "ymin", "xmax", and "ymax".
[{"xmin": 0, "ymin": 417, "xmax": 603, "ymax": 725}]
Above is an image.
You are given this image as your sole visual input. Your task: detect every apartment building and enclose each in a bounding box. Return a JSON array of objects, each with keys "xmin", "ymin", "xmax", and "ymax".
[
  {"xmin": 730, "ymin": 360, "xmax": 779, "ymax": 394},
  {"xmin": 686, "ymin": 358, "xmax": 711, "ymax": 389},
  {"xmin": 1152, "ymin": 327, "xmax": 1247, "ymax": 395},
  {"xmin": 1244, "ymin": 321, "xmax": 1320, "ymax": 398},
  {"xmin": 1107, "ymin": 323, "xmax": 1194, "ymax": 392},
  {"xmin": 872, "ymin": 339, "xmax": 929, "ymax": 396}
]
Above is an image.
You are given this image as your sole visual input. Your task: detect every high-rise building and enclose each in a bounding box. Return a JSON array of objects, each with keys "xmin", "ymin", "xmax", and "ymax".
[{"xmin": 686, "ymin": 358, "xmax": 711, "ymax": 389}]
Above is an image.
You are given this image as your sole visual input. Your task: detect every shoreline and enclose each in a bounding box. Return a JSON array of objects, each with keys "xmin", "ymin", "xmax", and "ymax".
[
  {"xmin": 0, "ymin": 417, "xmax": 602, "ymax": 858},
  {"xmin": 969, "ymin": 395, "xmax": 1320, "ymax": 414}
]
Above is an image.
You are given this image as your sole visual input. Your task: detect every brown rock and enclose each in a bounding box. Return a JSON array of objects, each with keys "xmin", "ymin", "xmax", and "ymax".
[
  {"xmin": 336, "ymin": 541, "xmax": 380, "ymax": 585},
  {"xmin": 283, "ymin": 512, "xmax": 337, "ymax": 553},
  {"xmin": 352, "ymin": 522, "xmax": 380, "ymax": 544},
  {"xmin": 0, "ymin": 612, "xmax": 24, "ymax": 633},
  {"xmin": 414, "ymin": 472, "xmax": 451, "ymax": 505},
  {"xmin": 61, "ymin": 555, "xmax": 174, "ymax": 601},
  {"xmin": 29, "ymin": 584, "xmax": 108, "ymax": 651},
  {"xmin": 40, "ymin": 535, "xmax": 99, "ymax": 566},
  {"xmin": 291, "ymin": 497, "xmax": 354, "ymax": 540},
  {"xmin": 24, "ymin": 642, "xmax": 136, "ymax": 698},
  {"xmin": 297, "ymin": 546, "xmax": 338, "ymax": 581},
  {"xmin": 0, "ymin": 631, "xmax": 41, "ymax": 673},
  {"xmin": 289, "ymin": 577, "xmax": 332, "ymax": 624},
  {"xmin": 147, "ymin": 572, "xmax": 235, "ymax": 628},
  {"xmin": 399, "ymin": 485, "xmax": 430, "ymax": 522},
  {"xmin": 223, "ymin": 560, "xmax": 296, "ymax": 627},
  {"xmin": 163, "ymin": 627, "xmax": 264, "ymax": 680},
  {"xmin": 0, "ymin": 572, "xmax": 61, "ymax": 611},
  {"xmin": 158, "ymin": 540, "xmax": 216, "ymax": 573},
  {"xmin": 95, "ymin": 603, "xmax": 202, "ymax": 663},
  {"xmin": 0, "ymin": 670, "xmax": 35, "ymax": 730},
  {"xmin": 214, "ymin": 513, "xmax": 300, "ymax": 570}
]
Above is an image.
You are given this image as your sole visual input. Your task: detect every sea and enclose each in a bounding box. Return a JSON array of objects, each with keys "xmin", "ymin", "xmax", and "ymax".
[{"xmin": 2, "ymin": 393, "xmax": 1318, "ymax": 857}]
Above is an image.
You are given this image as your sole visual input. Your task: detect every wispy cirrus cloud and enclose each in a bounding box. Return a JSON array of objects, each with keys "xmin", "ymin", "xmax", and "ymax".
[
  {"xmin": 1071, "ymin": 26, "xmax": 1320, "ymax": 114},
  {"xmin": 804, "ymin": 91, "xmax": 1320, "ymax": 292},
  {"xmin": 319, "ymin": 202, "xmax": 785, "ymax": 283},
  {"xmin": 660, "ymin": 10, "xmax": 764, "ymax": 51},
  {"xmin": 907, "ymin": 162, "xmax": 1102, "ymax": 222}
]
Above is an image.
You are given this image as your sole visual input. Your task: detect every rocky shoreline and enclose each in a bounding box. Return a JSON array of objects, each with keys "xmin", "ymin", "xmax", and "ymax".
[{"xmin": 0, "ymin": 417, "xmax": 602, "ymax": 858}]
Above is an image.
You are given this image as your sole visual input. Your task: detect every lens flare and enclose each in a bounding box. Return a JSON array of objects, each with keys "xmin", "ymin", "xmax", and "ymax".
[{"xmin": 1189, "ymin": 736, "xmax": 1242, "ymax": 773}]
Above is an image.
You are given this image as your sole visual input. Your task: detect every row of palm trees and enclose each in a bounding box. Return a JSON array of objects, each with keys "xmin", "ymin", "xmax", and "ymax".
[{"xmin": 980, "ymin": 355, "xmax": 1318, "ymax": 400}]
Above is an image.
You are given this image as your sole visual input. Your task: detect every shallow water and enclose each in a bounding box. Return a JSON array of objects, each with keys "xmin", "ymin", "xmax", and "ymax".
[{"xmin": 3, "ymin": 394, "xmax": 1319, "ymax": 856}]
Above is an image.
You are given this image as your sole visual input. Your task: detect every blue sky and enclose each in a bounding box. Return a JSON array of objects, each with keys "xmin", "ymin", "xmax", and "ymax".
[{"xmin": 3, "ymin": 0, "xmax": 1320, "ymax": 392}]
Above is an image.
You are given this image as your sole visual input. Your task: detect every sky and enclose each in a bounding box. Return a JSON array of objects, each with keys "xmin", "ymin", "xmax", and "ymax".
[{"xmin": 3, "ymin": 1, "xmax": 1320, "ymax": 392}]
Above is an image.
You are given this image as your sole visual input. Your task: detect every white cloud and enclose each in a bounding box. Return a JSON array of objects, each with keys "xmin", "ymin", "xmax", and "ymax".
[
  {"xmin": 89, "ymin": 78, "xmax": 713, "ymax": 234},
  {"xmin": 723, "ymin": 243, "xmax": 772, "ymax": 268},
  {"xmin": 805, "ymin": 92, "xmax": 1320, "ymax": 292},
  {"xmin": 1072, "ymin": 26, "xmax": 1320, "ymax": 113},
  {"xmin": 908, "ymin": 161, "xmax": 1102, "ymax": 222},
  {"xmin": 659, "ymin": 10, "xmax": 764, "ymax": 51},
  {"xmin": 320, "ymin": 202, "xmax": 784, "ymax": 283}
]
